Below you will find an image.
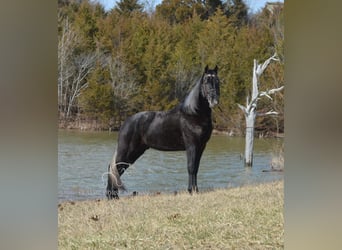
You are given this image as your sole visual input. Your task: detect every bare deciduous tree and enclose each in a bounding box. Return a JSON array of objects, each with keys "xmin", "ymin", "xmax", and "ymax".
[
  {"xmin": 65, "ymin": 53, "xmax": 98, "ymax": 118},
  {"xmin": 107, "ymin": 55, "xmax": 138, "ymax": 121},
  {"xmin": 58, "ymin": 17, "xmax": 78, "ymax": 117},
  {"xmin": 238, "ymin": 53, "xmax": 284, "ymax": 166},
  {"xmin": 58, "ymin": 17, "xmax": 97, "ymax": 120}
]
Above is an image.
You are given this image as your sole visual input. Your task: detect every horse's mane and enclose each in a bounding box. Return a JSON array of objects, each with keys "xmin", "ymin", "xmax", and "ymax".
[{"xmin": 182, "ymin": 76, "xmax": 202, "ymax": 115}]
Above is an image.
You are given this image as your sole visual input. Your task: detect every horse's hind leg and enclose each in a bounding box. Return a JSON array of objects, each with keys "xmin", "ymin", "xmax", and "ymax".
[
  {"xmin": 106, "ymin": 143, "xmax": 128, "ymax": 199},
  {"xmin": 106, "ymin": 142, "xmax": 148, "ymax": 199},
  {"xmin": 117, "ymin": 143, "xmax": 149, "ymax": 172},
  {"xmin": 106, "ymin": 164, "xmax": 120, "ymax": 199}
]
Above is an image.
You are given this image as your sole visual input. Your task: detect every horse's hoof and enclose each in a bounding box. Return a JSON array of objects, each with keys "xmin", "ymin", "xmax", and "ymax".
[
  {"xmin": 106, "ymin": 190, "xmax": 119, "ymax": 200},
  {"xmin": 107, "ymin": 195, "xmax": 119, "ymax": 200}
]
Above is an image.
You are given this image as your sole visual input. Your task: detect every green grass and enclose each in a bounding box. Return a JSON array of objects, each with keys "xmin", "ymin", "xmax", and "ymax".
[{"xmin": 58, "ymin": 181, "xmax": 283, "ymax": 249}]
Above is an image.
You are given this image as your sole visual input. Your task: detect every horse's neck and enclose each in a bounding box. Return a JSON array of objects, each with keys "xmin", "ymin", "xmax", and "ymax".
[
  {"xmin": 198, "ymin": 93, "xmax": 212, "ymax": 116},
  {"xmin": 182, "ymin": 79, "xmax": 211, "ymax": 116}
]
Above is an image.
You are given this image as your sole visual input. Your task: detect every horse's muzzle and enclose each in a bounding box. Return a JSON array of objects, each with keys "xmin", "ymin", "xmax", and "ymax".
[{"xmin": 209, "ymin": 99, "xmax": 218, "ymax": 108}]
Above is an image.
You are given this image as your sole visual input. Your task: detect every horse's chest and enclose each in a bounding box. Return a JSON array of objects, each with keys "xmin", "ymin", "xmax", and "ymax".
[{"xmin": 181, "ymin": 117, "xmax": 212, "ymax": 139}]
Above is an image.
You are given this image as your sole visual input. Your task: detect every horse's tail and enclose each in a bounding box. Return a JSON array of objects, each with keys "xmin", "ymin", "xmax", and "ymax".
[{"xmin": 108, "ymin": 150, "xmax": 126, "ymax": 191}]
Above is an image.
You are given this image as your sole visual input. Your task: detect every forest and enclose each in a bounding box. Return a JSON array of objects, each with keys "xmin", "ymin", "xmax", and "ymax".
[{"xmin": 58, "ymin": 0, "xmax": 284, "ymax": 137}]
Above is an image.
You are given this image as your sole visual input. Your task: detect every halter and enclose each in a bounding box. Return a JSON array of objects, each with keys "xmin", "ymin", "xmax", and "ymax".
[{"xmin": 202, "ymin": 73, "xmax": 218, "ymax": 99}]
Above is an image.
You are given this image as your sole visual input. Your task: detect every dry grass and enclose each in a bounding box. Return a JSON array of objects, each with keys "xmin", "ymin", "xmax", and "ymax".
[{"xmin": 58, "ymin": 181, "xmax": 283, "ymax": 249}]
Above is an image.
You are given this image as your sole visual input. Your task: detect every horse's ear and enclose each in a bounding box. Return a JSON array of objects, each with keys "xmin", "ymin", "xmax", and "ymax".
[
  {"xmin": 214, "ymin": 65, "xmax": 218, "ymax": 74},
  {"xmin": 204, "ymin": 65, "xmax": 209, "ymax": 73}
]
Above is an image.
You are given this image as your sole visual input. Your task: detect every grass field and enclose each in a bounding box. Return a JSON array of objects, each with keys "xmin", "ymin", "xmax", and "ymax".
[{"xmin": 58, "ymin": 181, "xmax": 283, "ymax": 249}]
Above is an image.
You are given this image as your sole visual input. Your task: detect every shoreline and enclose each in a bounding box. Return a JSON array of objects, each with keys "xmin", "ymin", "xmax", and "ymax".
[
  {"xmin": 58, "ymin": 123, "xmax": 285, "ymax": 138},
  {"xmin": 58, "ymin": 179, "xmax": 283, "ymax": 205}
]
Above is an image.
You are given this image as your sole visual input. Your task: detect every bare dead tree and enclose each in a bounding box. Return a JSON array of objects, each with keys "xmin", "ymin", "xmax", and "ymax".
[
  {"xmin": 65, "ymin": 53, "xmax": 98, "ymax": 118},
  {"xmin": 58, "ymin": 17, "xmax": 78, "ymax": 117},
  {"xmin": 58, "ymin": 16, "xmax": 97, "ymax": 120},
  {"xmin": 108, "ymin": 56, "xmax": 138, "ymax": 100},
  {"xmin": 238, "ymin": 53, "xmax": 284, "ymax": 166},
  {"xmin": 107, "ymin": 55, "xmax": 138, "ymax": 122}
]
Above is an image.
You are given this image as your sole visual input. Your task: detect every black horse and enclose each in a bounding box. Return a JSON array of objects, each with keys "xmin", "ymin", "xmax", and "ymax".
[{"xmin": 106, "ymin": 65, "xmax": 220, "ymax": 199}]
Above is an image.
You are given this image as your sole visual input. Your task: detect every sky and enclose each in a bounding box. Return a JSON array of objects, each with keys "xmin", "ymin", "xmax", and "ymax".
[{"xmin": 94, "ymin": 0, "xmax": 284, "ymax": 13}]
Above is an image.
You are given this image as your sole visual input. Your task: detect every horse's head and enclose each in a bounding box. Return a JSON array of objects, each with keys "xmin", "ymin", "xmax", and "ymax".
[{"xmin": 201, "ymin": 65, "xmax": 220, "ymax": 108}]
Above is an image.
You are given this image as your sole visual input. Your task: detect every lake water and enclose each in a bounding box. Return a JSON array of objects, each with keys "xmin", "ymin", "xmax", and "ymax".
[{"xmin": 58, "ymin": 130, "xmax": 283, "ymax": 201}]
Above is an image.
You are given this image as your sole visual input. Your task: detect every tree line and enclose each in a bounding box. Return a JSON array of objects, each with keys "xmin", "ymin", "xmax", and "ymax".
[{"xmin": 58, "ymin": 0, "xmax": 284, "ymax": 136}]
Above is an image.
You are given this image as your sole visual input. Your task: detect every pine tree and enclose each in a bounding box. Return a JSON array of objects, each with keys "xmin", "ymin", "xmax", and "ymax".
[
  {"xmin": 115, "ymin": 0, "xmax": 144, "ymax": 16},
  {"xmin": 224, "ymin": 0, "xmax": 248, "ymax": 28}
]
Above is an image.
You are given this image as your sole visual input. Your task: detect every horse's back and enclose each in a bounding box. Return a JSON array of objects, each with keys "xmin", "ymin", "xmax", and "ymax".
[
  {"xmin": 118, "ymin": 109, "xmax": 186, "ymax": 151},
  {"xmin": 144, "ymin": 109, "xmax": 185, "ymax": 151},
  {"xmin": 118, "ymin": 111, "xmax": 155, "ymax": 142}
]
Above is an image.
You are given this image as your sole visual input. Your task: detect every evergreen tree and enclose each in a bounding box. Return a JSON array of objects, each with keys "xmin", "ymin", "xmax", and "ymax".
[
  {"xmin": 203, "ymin": 0, "xmax": 224, "ymax": 19},
  {"xmin": 170, "ymin": 13, "xmax": 204, "ymax": 100},
  {"xmin": 78, "ymin": 64, "xmax": 114, "ymax": 125},
  {"xmin": 224, "ymin": 0, "xmax": 248, "ymax": 28},
  {"xmin": 115, "ymin": 0, "xmax": 144, "ymax": 16},
  {"xmin": 156, "ymin": 0, "xmax": 207, "ymax": 24},
  {"xmin": 73, "ymin": 1, "xmax": 101, "ymax": 51}
]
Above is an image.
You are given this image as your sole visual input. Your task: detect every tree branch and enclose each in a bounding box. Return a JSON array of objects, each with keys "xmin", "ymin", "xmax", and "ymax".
[
  {"xmin": 259, "ymin": 85, "xmax": 284, "ymax": 100},
  {"xmin": 259, "ymin": 91, "xmax": 273, "ymax": 100},
  {"xmin": 267, "ymin": 85, "xmax": 284, "ymax": 95},
  {"xmin": 257, "ymin": 110, "xmax": 279, "ymax": 117},
  {"xmin": 237, "ymin": 103, "xmax": 247, "ymax": 116},
  {"xmin": 256, "ymin": 52, "xmax": 279, "ymax": 77}
]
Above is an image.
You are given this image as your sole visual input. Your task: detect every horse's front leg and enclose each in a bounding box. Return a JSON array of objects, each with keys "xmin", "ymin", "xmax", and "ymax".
[
  {"xmin": 186, "ymin": 145, "xmax": 204, "ymax": 194},
  {"xmin": 187, "ymin": 173, "xmax": 198, "ymax": 193}
]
